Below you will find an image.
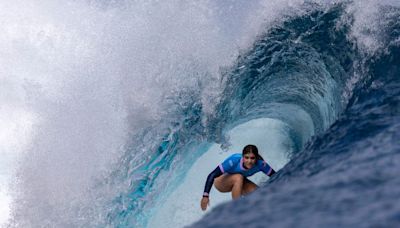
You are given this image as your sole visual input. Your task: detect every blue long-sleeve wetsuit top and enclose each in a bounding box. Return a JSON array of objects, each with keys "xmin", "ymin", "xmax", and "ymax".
[{"xmin": 202, "ymin": 153, "xmax": 275, "ymax": 197}]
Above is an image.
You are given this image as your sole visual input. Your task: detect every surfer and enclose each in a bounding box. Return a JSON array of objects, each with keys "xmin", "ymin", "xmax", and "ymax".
[{"xmin": 200, "ymin": 144, "xmax": 275, "ymax": 211}]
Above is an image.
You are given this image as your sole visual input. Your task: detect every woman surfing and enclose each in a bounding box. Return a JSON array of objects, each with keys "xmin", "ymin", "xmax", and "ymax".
[{"xmin": 201, "ymin": 144, "xmax": 276, "ymax": 211}]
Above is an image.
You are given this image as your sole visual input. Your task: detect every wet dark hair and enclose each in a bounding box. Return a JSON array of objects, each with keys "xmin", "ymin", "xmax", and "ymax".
[{"xmin": 242, "ymin": 144, "xmax": 264, "ymax": 161}]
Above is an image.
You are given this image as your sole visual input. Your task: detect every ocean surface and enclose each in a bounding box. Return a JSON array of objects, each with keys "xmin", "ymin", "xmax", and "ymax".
[{"xmin": 1, "ymin": 0, "xmax": 399, "ymax": 227}]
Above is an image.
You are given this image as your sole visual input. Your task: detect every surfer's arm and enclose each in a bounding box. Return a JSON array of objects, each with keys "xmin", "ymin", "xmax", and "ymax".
[
  {"xmin": 267, "ymin": 168, "xmax": 276, "ymax": 176},
  {"xmin": 260, "ymin": 161, "xmax": 276, "ymax": 176},
  {"xmin": 202, "ymin": 166, "xmax": 223, "ymax": 197}
]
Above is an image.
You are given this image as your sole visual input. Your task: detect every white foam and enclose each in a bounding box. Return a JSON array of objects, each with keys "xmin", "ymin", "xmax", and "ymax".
[
  {"xmin": 0, "ymin": 100, "xmax": 35, "ymax": 226},
  {"xmin": 1, "ymin": 1, "xmax": 270, "ymax": 226},
  {"xmin": 0, "ymin": 190, "xmax": 11, "ymax": 227},
  {"xmin": 346, "ymin": 0, "xmax": 400, "ymax": 54},
  {"xmin": 149, "ymin": 118, "xmax": 292, "ymax": 228}
]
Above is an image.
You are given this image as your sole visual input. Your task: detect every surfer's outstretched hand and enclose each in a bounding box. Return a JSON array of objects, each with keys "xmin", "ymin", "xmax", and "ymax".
[{"xmin": 201, "ymin": 197, "xmax": 209, "ymax": 211}]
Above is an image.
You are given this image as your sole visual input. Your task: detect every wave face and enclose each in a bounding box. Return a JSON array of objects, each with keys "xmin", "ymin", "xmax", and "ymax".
[
  {"xmin": 4, "ymin": 0, "xmax": 399, "ymax": 227},
  {"xmin": 192, "ymin": 2, "xmax": 400, "ymax": 228}
]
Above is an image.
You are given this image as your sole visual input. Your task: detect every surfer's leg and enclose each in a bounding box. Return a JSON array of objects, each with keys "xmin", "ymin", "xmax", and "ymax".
[
  {"xmin": 242, "ymin": 178, "xmax": 258, "ymax": 195},
  {"xmin": 230, "ymin": 174, "xmax": 245, "ymax": 199},
  {"xmin": 214, "ymin": 174, "xmax": 244, "ymax": 199}
]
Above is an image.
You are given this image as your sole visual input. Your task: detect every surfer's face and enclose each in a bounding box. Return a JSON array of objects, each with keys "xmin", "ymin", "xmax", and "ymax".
[{"xmin": 243, "ymin": 152, "xmax": 257, "ymax": 169}]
